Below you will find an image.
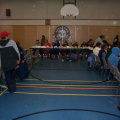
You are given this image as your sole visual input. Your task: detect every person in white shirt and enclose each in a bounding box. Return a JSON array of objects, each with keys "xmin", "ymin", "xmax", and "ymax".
[{"xmin": 93, "ymin": 42, "xmax": 102, "ymax": 56}]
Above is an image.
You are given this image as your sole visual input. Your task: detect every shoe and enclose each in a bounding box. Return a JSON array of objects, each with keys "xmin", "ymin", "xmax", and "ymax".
[
  {"xmin": 61, "ymin": 59, "xmax": 64, "ymax": 62},
  {"xmin": 69, "ymin": 60, "xmax": 72, "ymax": 62},
  {"xmin": 117, "ymin": 105, "xmax": 120, "ymax": 110},
  {"xmin": 0, "ymin": 85, "xmax": 8, "ymax": 88}
]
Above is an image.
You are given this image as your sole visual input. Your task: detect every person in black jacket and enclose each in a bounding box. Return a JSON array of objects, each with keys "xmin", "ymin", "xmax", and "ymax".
[
  {"xmin": 16, "ymin": 42, "xmax": 29, "ymax": 81},
  {"xmin": 98, "ymin": 45, "xmax": 108, "ymax": 67},
  {"xmin": 0, "ymin": 31, "xmax": 20, "ymax": 93}
]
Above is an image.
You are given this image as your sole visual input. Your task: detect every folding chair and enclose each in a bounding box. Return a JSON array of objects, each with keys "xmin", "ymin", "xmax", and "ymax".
[
  {"xmin": 31, "ymin": 49, "xmax": 41, "ymax": 65},
  {"xmin": 95, "ymin": 55, "xmax": 101, "ymax": 70},
  {"xmin": 24, "ymin": 51, "xmax": 34, "ymax": 67},
  {"xmin": 102, "ymin": 57, "xmax": 110, "ymax": 76},
  {"xmin": 108, "ymin": 62, "xmax": 115, "ymax": 81},
  {"xmin": 112, "ymin": 66, "xmax": 120, "ymax": 95}
]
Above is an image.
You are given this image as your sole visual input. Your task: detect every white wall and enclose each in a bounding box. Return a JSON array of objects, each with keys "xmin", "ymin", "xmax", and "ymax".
[{"xmin": 0, "ymin": 0, "xmax": 120, "ymax": 26}]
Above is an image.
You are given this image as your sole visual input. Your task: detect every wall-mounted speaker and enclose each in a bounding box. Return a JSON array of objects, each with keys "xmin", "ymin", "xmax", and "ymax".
[
  {"xmin": 45, "ymin": 19, "xmax": 51, "ymax": 25},
  {"xmin": 6, "ymin": 9, "xmax": 11, "ymax": 16}
]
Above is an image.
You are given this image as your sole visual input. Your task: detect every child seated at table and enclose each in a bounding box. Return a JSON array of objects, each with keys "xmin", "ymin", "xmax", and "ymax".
[
  {"xmin": 61, "ymin": 40, "xmax": 70, "ymax": 58},
  {"xmin": 53, "ymin": 40, "xmax": 60, "ymax": 58},
  {"xmin": 72, "ymin": 42, "xmax": 78, "ymax": 47},
  {"xmin": 43, "ymin": 39, "xmax": 52, "ymax": 57},
  {"xmin": 33, "ymin": 40, "xmax": 41, "ymax": 55}
]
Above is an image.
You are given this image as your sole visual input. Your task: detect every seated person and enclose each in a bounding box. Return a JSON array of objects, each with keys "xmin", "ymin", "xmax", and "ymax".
[
  {"xmin": 53, "ymin": 40, "xmax": 60, "ymax": 47},
  {"xmin": 86, "ymin": 39, "xmax": 93, "ymax": 47},
  {"xmin": 98, "ymin": 45, "xmax": 108, "ymax": 66},
  {"xmin": 62, "ymin": 40, "xmax": 69, "ymax": 47},
  {"xmin": 87, "ymin": 52, "xmax": 96, "ymax": 68},
  {"xmin": 93, "ymin": 42, "xmax": 102, "ymax": 56},
  {"xmin": 80, "ymin": 42, "xmax": 86, "ymax": 47},
  {"xmin": 72, "ymin": 42, "xmax": 78, "ymax": 47},
  {"xmin": 34, "ymin": 39, "xmax": 41, "ymax": 46},
  {"xmin": 62, "ymin": 50, "xmax": 77, "ymax": 62},
  {"xmin": 43, "ymin": 39, "xmax": 51, "ymax": 47},
  {"xmin": 16, "ymin": 41, "xmax": 27, "ymax": 56},
  {"xmin": 108, "ymin": 47, "xmax": 120, "ymax": 68},
  {"xmin": 79, "ymin": 42, "xmax": 90, "ymax": 58},
  {"xmin": 105, "ymin": 45, "xmax": 113, "ymax": 63},
  {"xmin": 43, "ymin": 40, "xmax": 51, "ymax": 57},
  {"xmin": 103, "ymin": 40, "xmax": 110, "ymax": 46},
  {"xmin": 53, "ymin": 40, "xmax": 60, "ymax": 57},
  {"xmin": 61, "ymin": 40, "xmax": 69, "ymax": 57},
  {"xmin": 16, "ymin": 42, "xmax": 29, "ymax": 81},
  {"xmin": 33, "ymin": 40, "xmax": 41, "ymax": 55}
]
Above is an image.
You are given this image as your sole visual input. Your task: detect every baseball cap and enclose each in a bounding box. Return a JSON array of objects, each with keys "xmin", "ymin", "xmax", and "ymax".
[{"xmin": 0, "ymin": 31, "xmax": 11, "ymax": 38}]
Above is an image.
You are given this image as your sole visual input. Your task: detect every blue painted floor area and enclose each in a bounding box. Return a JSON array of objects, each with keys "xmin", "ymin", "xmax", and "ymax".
[{"xmin": 0, "ymin": 59, "xmax": 120, "ymax": 120}]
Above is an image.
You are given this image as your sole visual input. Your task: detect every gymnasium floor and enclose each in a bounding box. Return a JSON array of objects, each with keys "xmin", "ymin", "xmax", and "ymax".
[{"xmin": 0, "ymin": 58, "xmax": 120, "ymax": 120}]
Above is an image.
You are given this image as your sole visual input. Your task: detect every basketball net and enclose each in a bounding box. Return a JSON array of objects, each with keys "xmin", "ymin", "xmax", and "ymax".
[{"xmin": 66, "ymin": 14, "xmax": 73, "ymax": 20}]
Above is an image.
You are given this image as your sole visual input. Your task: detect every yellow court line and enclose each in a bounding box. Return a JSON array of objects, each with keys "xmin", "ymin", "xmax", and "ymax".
[
  {"xmin": 33, "ymin": 58, "xmax": 40, "ymax": 65},
  {"xmin": 11, "ymin": 91, "xmax": 120, "ymax": 97},
  {"xmin": 0, "ymin": 88, "xmax": 8, "ymax": 96},
  {"xmin": 24, "ymin": 79, "xmax": 117, "ymax": 83},
  {"xmin": 16, "ymin": 83, "xmax": 118, "ymax": 88},
  {"xmin": 16, "ymin": 86, "xmax": 119, "ymax": 90}
]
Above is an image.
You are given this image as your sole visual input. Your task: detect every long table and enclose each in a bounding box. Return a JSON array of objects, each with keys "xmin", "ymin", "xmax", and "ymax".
[{"xmin": 30, "ymin": 46, "xmax": 93, "ymax": 51}]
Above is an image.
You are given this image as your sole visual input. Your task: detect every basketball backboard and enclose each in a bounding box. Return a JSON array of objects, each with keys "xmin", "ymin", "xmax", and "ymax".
[{"xmin": 60, "ymin": 4, "xmax": 79, "ymax": 16}]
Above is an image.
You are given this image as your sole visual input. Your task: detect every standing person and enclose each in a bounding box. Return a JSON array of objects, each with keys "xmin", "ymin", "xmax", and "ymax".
[
  {"xmin": 0, "ymin": 31, "xmax": 20, "ymax": 93},
  {"xmin": 41, "ymin": 35, "xmax": 47, "ymax": 46},
  {"xmin": 113, "ymin": 35, "xmax": 119, "ymax": 45},
  {"xmin": 93, "ymin": 35, "xmax": 105, "ymax": 47}
]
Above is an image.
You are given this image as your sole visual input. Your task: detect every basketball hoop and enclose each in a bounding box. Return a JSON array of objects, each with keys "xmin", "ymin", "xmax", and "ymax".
[
  {"xmin": 66, "ymin": 14, "xmax": 73, "ymax": 17},
  {"xmin": 60, "ymin": 4, "xmax": 79, "ymax": 17}
]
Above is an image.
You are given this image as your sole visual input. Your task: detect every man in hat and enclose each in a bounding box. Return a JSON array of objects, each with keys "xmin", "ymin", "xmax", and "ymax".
[
  {"xmin": 0, "ymin": 31, "xmax": 20, "ymax": 93},
  {"xmin": 93, "ymin": 35, "xmax": 105, "ymax": 47}
]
